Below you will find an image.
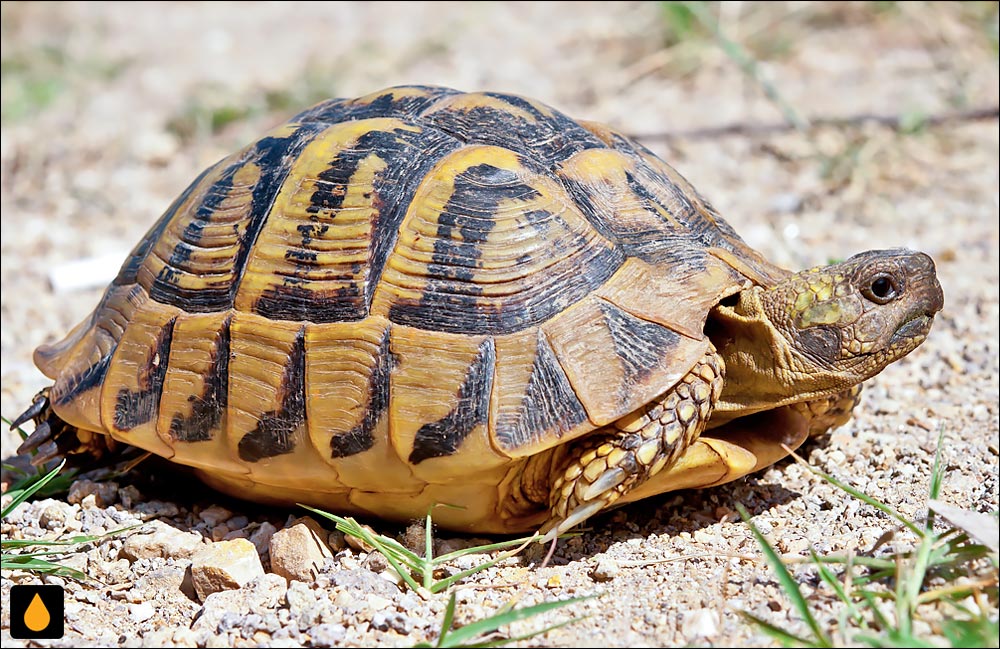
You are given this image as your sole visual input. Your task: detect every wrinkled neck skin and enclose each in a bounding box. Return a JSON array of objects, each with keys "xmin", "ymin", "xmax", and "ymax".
[{"xmin": 706, "ymin": 286, "xmax": 850, "ymax": 425}]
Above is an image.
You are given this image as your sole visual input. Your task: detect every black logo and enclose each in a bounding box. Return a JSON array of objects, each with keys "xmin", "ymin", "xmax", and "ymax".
[{"xmin": 10, "ymin": 585, "xmax": 64, "ymax": 639}]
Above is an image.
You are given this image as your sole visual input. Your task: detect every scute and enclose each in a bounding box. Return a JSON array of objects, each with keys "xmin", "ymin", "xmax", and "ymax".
[{"xmin": 32, "ymin": 85, "xmax": 782, "ymax": 500}]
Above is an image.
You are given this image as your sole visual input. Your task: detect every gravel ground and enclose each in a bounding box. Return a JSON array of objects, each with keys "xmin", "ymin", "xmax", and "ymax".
[{"xmin": 2, "ymin": 3, "xmax": 998, "ymax": 647}]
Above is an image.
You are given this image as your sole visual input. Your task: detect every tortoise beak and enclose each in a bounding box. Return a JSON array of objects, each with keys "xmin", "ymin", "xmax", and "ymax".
[
  {"xmin": 895, "ymin": 251, "xmax": 943, "ymax": 334},
  {"xmin": 904, "ymin": 251, "xmax": 944, "ymax": 316}
]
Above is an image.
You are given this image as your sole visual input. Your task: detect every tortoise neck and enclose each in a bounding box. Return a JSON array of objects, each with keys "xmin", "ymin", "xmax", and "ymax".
[{"xmin": 707, "ymin": 286, "xmax": 841, "ymax": 421}]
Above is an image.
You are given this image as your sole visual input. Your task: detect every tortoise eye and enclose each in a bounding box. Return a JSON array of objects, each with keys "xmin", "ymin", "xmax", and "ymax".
[{"xmin": 863, "ymin": 274, "xmax": 899, "ymax": 304}]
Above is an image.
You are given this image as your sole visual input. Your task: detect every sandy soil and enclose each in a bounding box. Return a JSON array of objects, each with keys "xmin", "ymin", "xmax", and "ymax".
[{"xmin": 2, "ymin": 2, "xmax": 998, "ymax": 647}]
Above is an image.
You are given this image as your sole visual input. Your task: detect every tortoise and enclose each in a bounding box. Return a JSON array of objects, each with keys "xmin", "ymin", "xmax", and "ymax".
[{"xmin": 13, "ymin": 85, "xmax": 944, "ymax": 536}]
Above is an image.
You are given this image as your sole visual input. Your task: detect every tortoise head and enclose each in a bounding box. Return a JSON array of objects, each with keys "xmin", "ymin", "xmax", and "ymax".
[{"xmin": 708, "ymin": 249, "xmax": 944, "ymax": 415}]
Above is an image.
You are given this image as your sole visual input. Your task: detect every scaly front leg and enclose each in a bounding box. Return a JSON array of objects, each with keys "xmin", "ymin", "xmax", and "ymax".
[{"xmin": 542, "ymin": 344, "xmax": 724, "ymax": 540}]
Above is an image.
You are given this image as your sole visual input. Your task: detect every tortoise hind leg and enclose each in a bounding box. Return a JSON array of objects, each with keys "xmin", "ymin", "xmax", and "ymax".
[
  {"xmin": 11, "ymin": 388, "xmax": 118, "ymax": 466},
  {"xmin": 542, "ymin": 345, "xmax": 724, "ymax": 540}
]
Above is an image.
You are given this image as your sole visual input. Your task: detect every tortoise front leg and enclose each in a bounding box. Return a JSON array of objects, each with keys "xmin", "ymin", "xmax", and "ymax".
[
  {"xmin": 542, "ymin": 344, "xmax": 724, "ymax": 540},
  {"xmin": 610, "ymin": 385, "xmax": 864, "ymax": 509},
  {"xmin": 791, "ymin": 386, "xmax": 863, "ymax": 437}
]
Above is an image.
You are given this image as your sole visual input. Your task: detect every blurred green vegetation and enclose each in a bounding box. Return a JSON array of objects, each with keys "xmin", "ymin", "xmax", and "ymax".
[
  {"xmin": 164, "ymin": 66, "xmax": 340, "ymax": 144},
  {"xmin": 1, "ymin": 43, "xmax": 129, "ymax": 123}
]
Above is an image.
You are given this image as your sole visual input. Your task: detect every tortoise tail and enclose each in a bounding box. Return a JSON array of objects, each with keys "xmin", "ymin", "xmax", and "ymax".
[{"xmin": 12, "ymin": 388, "xmax": 119, "ymax": 466}]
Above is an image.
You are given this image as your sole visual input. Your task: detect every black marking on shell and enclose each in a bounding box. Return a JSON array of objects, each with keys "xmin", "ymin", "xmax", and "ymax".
[
  {"xmin": 618, "ymin": 146, "xmax": 752, "ymax": 255},
  {"xmin": 427, "ymin": 163, "xmax": 534, "ymax": 281},
  {"xmin": 116, "ymin": 164, "xmax": 218, "ymax": 287},
  {"xmin": 253, "ymin": 278, "xmax": 367, "ymax": 324},
  {"xmin": 558, "ymin": 175, "xmax": 617, "ymax": 242},
  {"xmin": 168, "ymin": 316, "xmax": 231, "ymax": 442},
  {"xmin": 237, "ymin": 327, "xmax": 307, "ymax": 462},
  {"xmin": 148, "ymin": 157, "xmax": 246, "ymax": 310},
  {"xmin": 598, "ymin": 299, "xmax": 684, "ymax": 398},
  {"xmin": 428, "ymin": 92, "xmax": 606, "ymax": 165},
  {"xmin": 51, "ymin": 351, "xmax": 116, "ymax": 407},
  {"xmin": 409, "ymin": 338, "xmax": 495, "ymax": 464},
  {"xmin": 495, "ymin": 332, "xmax": 588, "ymax": 452},
  {"xmin": 329, "ymin": 328, "xmax": 394, "ymax": 458},
  {"xmin": 625, "ymin": 169, "xmax": 700, "ymax": 232},
  {"xmin": 150, "ymin": 123, "xmax": 328, "ymax": 312},
  {"xmin": 388, "ymin": 244, "xmax": 625, "ymax": 335},
  {"xmin": 252, "ymin": 125, "xmax": 462, "ymax": 323},
  {"xmin": 292, "ymin": 86, "xmax": 461, "ymax": 123},
  {"xmin": 231, "ymin": 124, "xmax": 331, "ymax": 308},
  {"xmin": 388, "ymin": 160, "xmax": 626, "ymax": 335},
  {"xmin": 113, "ymin": 318, "xmax": 176, "ymax": 431},
  {"xmin": 558, "ymin": 140, "xmax": 758, "ymax": 271},
  {"xmin": 363, "ymin": 128, "xmax": 463, "ymax": 311},
  {"xmin": 561, "ymin": 167, "xmax": 701, "ymax": 265}
]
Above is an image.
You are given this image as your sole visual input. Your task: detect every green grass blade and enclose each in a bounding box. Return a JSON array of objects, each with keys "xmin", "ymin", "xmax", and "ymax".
[
  {"xmin": 809, "ymin": 549, "xmax": 864, "ymax": 626},
  {"xmin": 2, "ymin": 414, "xmax": 27, "ymax": 437},
  {"xmin": 422, "ymin": 508, "xmax": 437, "ymax": 590},
  {"xmin": 2, "ymin": 523, "xmax": 141, "ymax": 550},
  {"xmin": 300, "ymin": 506, "xmax": 423, "ymax": 564},
  {"xmin": 299, "ymin": 506, "xmax": 424, "ymax": 591},
  {"xmin": 928, "ymin": 500, "xmax": 999, "ymax": 554},
  {"xmin": 429, "ymin": 547, "xmax": 523, "ymax": 594},
  {"xmin": 2, "ymin": 459, "xmax": 67, "ymax": 519},
  {"xmin": 1, "ymin": 555, "xmax": 86, "ymax": 581},
  {"xmin": 435, "ymin": 591, "xmax": 458, "ymax": 647},
  {"xmin": 940, "ymin": 614, "xmax": 1000, "ymax": 647},
  {"xmin": 786, "ymin": 449, "xmax": 924, "ymax": 538},
  {"xmin": 926, "ymin": 428, "xmax": 946, "ymax": 531},
  {"xmin": 461, "ymin": 615, "xmax": 588, "ymax": 647},
  {"xmin": 927, "ymin": 429, "xmax": 946, "ymax": 502},
  {"xmin": 2, "ymin": 462, "xmax": 30, "ymax": 477},
  {"xmin": 858, "ymin": 589, "xmax": 891, "ymax": 630},
  {"xmin": 682, "ymin": 1, "xmax": 807, "ymax": 130},
  {"xmin": 737, "ymin": 503, "xmax": 831, "ymax": 647},
  {"xmin": 438, "ymin": 596, "xmax": 591, "ymax": 648},
  {"xmin": 356, "ymin": 531, "xmax": 422, "ymax": 592},
  {"xmin": 433, "ymin": 536, "xmax": 539, "ymax": 563},
  {"xmin": 898, "ymin": 535, "xmax": 935, "ymax": 636},
  {"xmin": 738, "ymin": 611, "xmax": 817, "ymax": 647},
  {"xmin": 425, "ymin": 508, "xmax": 435, "ymax": 562},
  {"xmin": 8, "ymin": 469, "xmax": 78, "ymax": 500},
  {"xmin": 2, "ymin": 545, "xmax": 90, "ymax": 556}
]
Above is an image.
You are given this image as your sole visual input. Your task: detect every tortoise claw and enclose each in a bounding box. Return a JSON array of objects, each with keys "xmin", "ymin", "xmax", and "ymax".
[
  {"xmin": 541, "ymin": 500, "xmax": 605, "ymax": 543},
  {"xmin": 16, "ymin": 420, "xmax": 53, "ymax": 455},
  {"xmin": 31, "ymin": 440, "xmax": 63, "ymax": 466},
  {"xmin": 581, "ymin": 467, "xmax": 626, "ymax": 502},
  {"xmin": 10, "ymin": 391, "xmax": 49, "ymax": 431}
]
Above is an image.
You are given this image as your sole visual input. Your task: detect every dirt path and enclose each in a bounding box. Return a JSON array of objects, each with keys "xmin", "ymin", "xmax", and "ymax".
[{"xmin": 2, "ymin": 3, "xmax": 997, "ymax": 646}]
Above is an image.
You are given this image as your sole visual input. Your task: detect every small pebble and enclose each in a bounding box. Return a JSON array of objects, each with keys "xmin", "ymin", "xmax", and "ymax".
[
  {"xmin": 591, "ymin": 558, "xmax": 620, "ymax": 582},
  {"xmin": 68, "ymin": 479, "xmax": 119, "ymax": 508},
  {"xmin": 269, "ymin": 517, "xmax": 334, "ymax": 583},
  {"xmin": 190, "ymin": 539, "xmax": 265, "ymax": 601},
  {"xmin": 121, "ymin": 520, "xmax": 205, "ymax": 560},
  {"xmin": 248, "ymin": 521, "xmax": 278, "ymax": 556},
  {"xmin": 129, "ymin": 601, "xmax": 156, "ymax": 623},
  {"xmin": 310, "ymin": 623, "xmax": 347, "ymax": 645},
  {"xmin": 199, "ymin": 505, "xmax": 233, "ymax": 527}
]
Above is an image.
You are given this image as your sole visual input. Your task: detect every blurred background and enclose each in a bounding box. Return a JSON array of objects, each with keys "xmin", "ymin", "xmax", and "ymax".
[{"xmin": 2, "ymin": 0, "xmax": 997, "ymax": 459}]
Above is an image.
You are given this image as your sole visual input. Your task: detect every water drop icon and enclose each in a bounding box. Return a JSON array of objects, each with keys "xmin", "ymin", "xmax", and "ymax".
[{"xmin": 24, "ymin": 592, "xmax": 51, "ymax": 632}]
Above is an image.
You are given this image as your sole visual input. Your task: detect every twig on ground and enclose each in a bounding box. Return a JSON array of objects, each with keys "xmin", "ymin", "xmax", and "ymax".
[{"xmin": 631, "ymin": 106, "xmax": 999, "ymax": 141}]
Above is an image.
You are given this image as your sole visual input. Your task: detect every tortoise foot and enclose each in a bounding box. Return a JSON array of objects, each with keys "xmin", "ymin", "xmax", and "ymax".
[{"xmin": 541, "ymin": 346, "xmax": 723, "ymax": 539}]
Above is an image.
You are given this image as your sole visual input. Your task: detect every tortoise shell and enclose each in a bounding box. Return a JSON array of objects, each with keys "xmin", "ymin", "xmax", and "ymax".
[{"xmin": 32, "ymin": 85, "xmax": 786, "ymax": 530}]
